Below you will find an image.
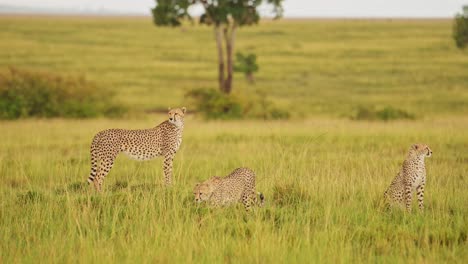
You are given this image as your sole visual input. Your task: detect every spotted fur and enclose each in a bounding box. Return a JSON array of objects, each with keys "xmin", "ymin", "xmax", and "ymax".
[
  {"xmin": 87, "ymin": 107, "xmax": 186, "ymax": 191},
  {"xmin": 193, "ymin": 167, "xmax": 265, "ymax": 211},
  {"xmin": 384, "ymin": 143, "xmax": 432, "ymax": 212}
]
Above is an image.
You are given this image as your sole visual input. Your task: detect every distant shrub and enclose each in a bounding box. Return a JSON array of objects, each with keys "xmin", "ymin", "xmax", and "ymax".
[
  {"xmin": 0, "ymin": 67, "xmax": 126, "ymax": 119},
  {"xmin": 377, "ymin": 106, "xmax": 415, "ymax": 121},
  {"xmin": 185, "ymin": 88, "xmax": 290, "ymax": 120},
  {"xmin": 453, "ymin": 13, "xmax": 468, "ymax": 49},
  {"xmin": 352, "ymin": 106, "xmax": 415, "ymax": 121},
  {"xmin": 234, "ymin": 52, "xmax": 259, "ymax": 83},
  {"xmin": 185, "ymin": 88, "xmax": 243, "ymax": 119}
]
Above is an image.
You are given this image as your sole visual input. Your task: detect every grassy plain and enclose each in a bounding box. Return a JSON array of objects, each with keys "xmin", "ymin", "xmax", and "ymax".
[
  {"xmin": 1, "ymin": 117, "xmax": 467, "ymax": 263},
  {"xmin": 0, "ymin": 16, "xmax": 467, "ymax": 116},
  {"xmin": 0, "ymin": 16, "xmax": 467, "ymax": 263}
]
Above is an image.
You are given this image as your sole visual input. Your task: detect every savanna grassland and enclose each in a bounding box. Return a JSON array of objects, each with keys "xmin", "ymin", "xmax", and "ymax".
[
  {"xmin": 1, "ymin": 16, "xmax": 467, "ymax": 115},
  {"xmin": 0, "ymin": 16, "xmax": 467, "ymax": 263}
]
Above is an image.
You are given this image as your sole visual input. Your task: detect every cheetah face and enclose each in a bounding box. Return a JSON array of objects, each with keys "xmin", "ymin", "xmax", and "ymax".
[
  {"xmin": 168, "ymin": 107, "xmax": 186, "ymax": 127},
  {"xmin": 193, "ymin": 183, "xmax": 213, "ymax": 203},
  {"xmin": 411, "ymin": 144, "xmax": 432, "ymax": 158}
]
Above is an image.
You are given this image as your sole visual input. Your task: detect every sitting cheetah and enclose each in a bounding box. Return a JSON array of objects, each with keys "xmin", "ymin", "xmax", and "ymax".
[
  {"xmin": 193, "ymin": 167, "xmax": 265, "ymax": 211},
  {"xmin": 384, "ymin": 143, "xmax": 432, "ymax": 212},
  {"xmin": 87, "ymin": 107, "xmax": 186, "ymax": 191}
]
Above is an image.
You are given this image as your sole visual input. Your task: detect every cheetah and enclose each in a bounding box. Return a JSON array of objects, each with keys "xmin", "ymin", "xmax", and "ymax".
[
  {"xmin": 87, "ymin": 107, "xmax": 186, "ymax": 191},
  {"xmin": 384, "ymin": 143, "xmax": 432, "ymax": 212},
  {"xmin": 193, "ymin": 167, "xmax": 265, "ymax": 211}
]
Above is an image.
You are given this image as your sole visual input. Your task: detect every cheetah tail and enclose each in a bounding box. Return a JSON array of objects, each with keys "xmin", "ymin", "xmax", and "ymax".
[
  {"xmin": 258, "ymin": 192, "xmax": 265, "ymax": 207},
  {"xmin": 87, "ymin": 145, "xmax": 99, "ymax": 184}
]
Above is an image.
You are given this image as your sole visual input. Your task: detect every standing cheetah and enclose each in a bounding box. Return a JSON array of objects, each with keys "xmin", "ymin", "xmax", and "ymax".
[
  {"xmin": 193, "ymin": 167, "xmax": 265, "ymax": 211},
  {"xmin": 87, "ymin": 107, "xmax": 186, "ymax": 191},
  {"xmin": 384, "ymin": 143, "xmax": 432, "ymax": 212}
]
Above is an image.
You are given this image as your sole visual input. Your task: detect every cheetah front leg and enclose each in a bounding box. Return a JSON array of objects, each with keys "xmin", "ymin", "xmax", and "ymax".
[
  {"xmin": 93, "ymin": 173, "xmax": 102, "ymax": 192},
  {"xmin": 416, "ymin": 182, "xmax": 425, "ymax": 211},
  {"xmin": 163, "ymin": 152, "xmax": 174, "ymax": 186},
  {"xmin": 404, "ymin": 184, "xmax": 413, "ymax": 213},
  {"xmin": 383, "ymin": 190, "xmax": 390, "ymax": 210},
  {"xmin": 241, "ymin": 190, "xmax": 256, "ymax": 211}
]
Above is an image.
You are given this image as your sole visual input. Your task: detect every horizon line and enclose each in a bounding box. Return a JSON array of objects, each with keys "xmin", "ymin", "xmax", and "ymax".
[{"xmin": 0, "ymin": 12, "xmax": 457, "ymax": 20}]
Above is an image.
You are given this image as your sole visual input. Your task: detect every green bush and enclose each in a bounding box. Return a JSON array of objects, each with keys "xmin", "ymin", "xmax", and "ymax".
[
  {"xmin": 185, "ymin": 88, "xmax": 243, "ymax": 119},
  {"xmin": 0, "ymin": 67, "xmax": 126, "ymax": 119},
  {"xmin": 234, "ymin": 52, "xmax": 259, "ymax": 83},
  {"xmin": 453, "ymin": 13, "xmax": 468, "ymax": 49},
  {"xmin": 185, "ymin": 88, "xmax": 290, "ymax": 120},
  {"xmin": 352, "ymin": 106, "xmax": 415, "ymax": 121}
]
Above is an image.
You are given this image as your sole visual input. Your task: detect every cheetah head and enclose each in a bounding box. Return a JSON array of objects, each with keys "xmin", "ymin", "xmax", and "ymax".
[
  {"xmin": 193, "ymin": 177, "xmax": 221, "ymax": 203},
  {"xmin": 410, "ymin": 143, "xmax": 432, "ymax": 158},
  {"xmin": 168, "ymin": 107, "xmax": 186, "ymax": 127}
]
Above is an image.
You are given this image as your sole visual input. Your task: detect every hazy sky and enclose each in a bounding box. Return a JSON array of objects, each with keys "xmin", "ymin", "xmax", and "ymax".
[{"xmin": 0, "ymin": 0, "xmax": 467, "ymax": 17}]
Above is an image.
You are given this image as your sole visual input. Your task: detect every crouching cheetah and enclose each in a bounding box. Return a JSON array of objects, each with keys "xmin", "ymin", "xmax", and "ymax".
[
  {"xmin": 384, "ymin": 143, "xmax": 432, "ymax": 212},
  {"xmin": 193, "ymin": 167, "xmax": 265, "ymax": 211},
  {"xmin": 87, "ymin": 107, "xmax": 186, "ymax": 191}
]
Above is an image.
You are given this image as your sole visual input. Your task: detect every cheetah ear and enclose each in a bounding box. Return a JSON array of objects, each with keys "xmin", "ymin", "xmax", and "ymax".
[
  {"xmin": 211, "ymin": 176, "xmax": 221, "ymax": 184},
  {"xmin": 181, "ymin": 107, "xmax": 186, "ymax": 114},
  {"xmin": 168, "ymin": 107, "xmax": 172, "ymax": 111},
  {"xmin": 412, "ymin": 144, "xmax": 419, "ymax": 150}
]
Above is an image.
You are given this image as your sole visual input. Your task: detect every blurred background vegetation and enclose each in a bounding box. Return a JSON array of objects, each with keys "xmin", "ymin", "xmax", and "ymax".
[
  {"xmin": 0, "ymin": 16, "xmax": 467, "ymax": 121},
  {"xmin": 0, "ymin": 67, "xmax": 125, "ymax": 119},
  {"xmin": 453, "ymin": 8, "xmax": 468, "ymax": 49}
]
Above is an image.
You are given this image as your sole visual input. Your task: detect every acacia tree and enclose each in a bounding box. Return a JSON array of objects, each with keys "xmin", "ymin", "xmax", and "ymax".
[
  {"xmin": 151, "ymin": 0, "xmax": 284, "ymax": 94},
  {"xmin": 453, "ymin": 11, "xmax": 468, "ymax": 49}
]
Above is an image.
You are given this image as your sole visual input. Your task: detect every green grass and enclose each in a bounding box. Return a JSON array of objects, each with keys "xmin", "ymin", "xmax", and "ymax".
[
  {"xmin": 0, "ymin": 16, "xmax": 467, "ymax": 263},
  {"xmin": 0, "ymin": 16, "xmax": 467, "ymax": 116},
  {"xmin": 1, "ymin": 117, "xmax": 467, "ymax": 262}
]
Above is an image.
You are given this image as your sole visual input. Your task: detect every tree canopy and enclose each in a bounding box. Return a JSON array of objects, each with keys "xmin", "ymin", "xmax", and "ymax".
[
  {"xmin": 151, "ymin": 0, "xmax": 284, "ymax": 94},
  {"xmin": 152, "ymin": 0, "xmax": 283, "ymax": 27},
  {"xmin": 453, "ymin": 13, "xmax": 468, "ymax": 49}
]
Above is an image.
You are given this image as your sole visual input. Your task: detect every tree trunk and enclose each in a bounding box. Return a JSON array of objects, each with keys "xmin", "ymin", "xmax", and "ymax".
[
  {"xmin": 214, "ymin": 26, "xmax": 225, "ymax": 92},
  {"xmin": 223, "ymin": 24, "xmax": 237, "ymax": 94},
  {"xmin": 214, "ymin": 24, "xmax": 236, "ymax": 94},
  {"xmin": 246, "ymin": 72, "xmax": 255, "ymax": 84}
]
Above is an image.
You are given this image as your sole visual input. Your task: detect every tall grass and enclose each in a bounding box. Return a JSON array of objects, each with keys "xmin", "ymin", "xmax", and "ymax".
[
  {"xmin": 0, "ymin": 16, "xmax": 467, "ymax": 263},
  {"xmin": 1, "ymin": 117, "xmax": 467, "ymax": 262}
]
